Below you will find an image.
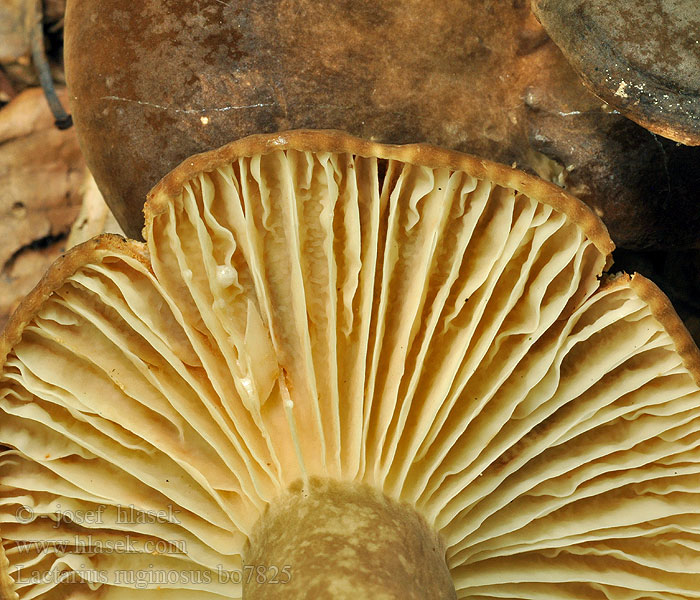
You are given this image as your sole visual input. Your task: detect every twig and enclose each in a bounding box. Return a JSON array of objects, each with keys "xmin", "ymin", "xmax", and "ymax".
[{"xmin": 28, "ymin": 0, "xmax": 72, "ymax": 129}]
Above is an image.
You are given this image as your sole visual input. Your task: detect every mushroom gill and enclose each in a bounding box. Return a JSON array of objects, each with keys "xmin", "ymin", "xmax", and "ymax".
[{"xmin": 1, "ymin": 131, "xmax": 699, "ymax": 599}]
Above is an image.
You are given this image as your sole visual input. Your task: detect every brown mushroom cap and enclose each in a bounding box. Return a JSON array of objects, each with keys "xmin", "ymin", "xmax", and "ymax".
[
  {"xmin": 532, "ymin": 0, "xmax": 700, "ymax": 145},
  {"xmin": 64, "ymin": 0, "xmax": 700, "ymax": 250},
  {"xmin": 1, "ymin": 131, "xmax": 700, "ymax": 598}
]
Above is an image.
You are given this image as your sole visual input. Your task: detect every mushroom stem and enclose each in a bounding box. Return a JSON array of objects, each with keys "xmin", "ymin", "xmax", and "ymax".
[{"xmin": 243, "ymin": 477, "xmax": 456, "ymax": 599}]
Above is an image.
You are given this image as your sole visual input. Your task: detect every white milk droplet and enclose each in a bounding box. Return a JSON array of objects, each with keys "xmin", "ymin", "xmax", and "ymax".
[
  {"xmin": 216, "ymin": 265, "xmax": 236, "ymax": 287},
  {"xmin": 239, "ymin": 376, "xmax": 255, "ymax": 397}
]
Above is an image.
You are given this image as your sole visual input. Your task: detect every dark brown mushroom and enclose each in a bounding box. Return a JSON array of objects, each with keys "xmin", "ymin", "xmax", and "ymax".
[
  {"xmin": 532, "ymin": 0, "xmax": 700, "ymax": 145},
  {"xmin": 64, "ymin": 0, "xmax": 700, "ymax": 250}
]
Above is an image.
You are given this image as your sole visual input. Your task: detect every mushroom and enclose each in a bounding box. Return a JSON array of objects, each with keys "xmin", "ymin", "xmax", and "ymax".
[
  {"xmin": 532, "ymin": 0, "xmax": 700, "ymax": 146},
  {"xmin": 64, "ymin": 0, "xmax": 700, "ymax": 251},
  {"xmin": 1, "ymin": 130, "xmax": 700, "ymax": 598}
]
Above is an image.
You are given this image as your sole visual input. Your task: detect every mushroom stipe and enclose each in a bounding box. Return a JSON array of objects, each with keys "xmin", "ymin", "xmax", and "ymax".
[{"xmin": 1, "ymin": 130, "xmax": 700, "ymax": 599}]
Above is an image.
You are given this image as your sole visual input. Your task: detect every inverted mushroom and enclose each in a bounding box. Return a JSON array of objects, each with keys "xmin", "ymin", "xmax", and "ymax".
[{"xmin": 1, "ymin": 130, "xmax": 700, "ymax": 599}]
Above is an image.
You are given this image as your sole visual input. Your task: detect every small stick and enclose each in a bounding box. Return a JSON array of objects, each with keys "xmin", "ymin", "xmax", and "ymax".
[{"xmin": 28, "ymin": 0, "xmax": 72, "ymax": 129}]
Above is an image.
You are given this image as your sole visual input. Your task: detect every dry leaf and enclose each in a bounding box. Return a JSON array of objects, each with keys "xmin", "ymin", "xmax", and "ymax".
[{"xmin": 0, "ymin": 86, "xmax": 85, "ymax": 328}]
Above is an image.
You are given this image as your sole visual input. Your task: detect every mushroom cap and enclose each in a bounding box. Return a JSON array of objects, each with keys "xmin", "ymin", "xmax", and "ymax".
[
  {"xmin": 64, "ymin": 0, "xmax": 700, "ymax": 250},
  {"xmin": 64, "ymin": 0, "xmax": 548, "ymax": 239},
  {"xmin": 532, "ymin": 0, "xmax": 700, "ymax": 146},
  {"xmin": 1, "ymin": 130, "xmax": 700, "ymax": 598}
]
